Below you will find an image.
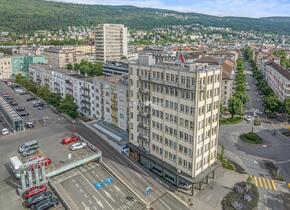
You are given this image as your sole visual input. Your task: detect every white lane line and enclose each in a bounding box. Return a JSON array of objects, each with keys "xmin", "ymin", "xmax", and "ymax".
[
  {"xmin": 160, "ymin": 199, "xmax": 171, "ymax": 210},
  {"xmin": 72, "ymin": 179, "xmax": 75, "ymax": 183},
  {"xmin": 104, "ymin": 190, "xmax": 116, "ymax": 203},
  {"xmin": 75, "ymin": 183, "xmax": 79, "ymax": 188},
  {"xmin": 81, "ymin": 201, "xmax": 90, "ymax": 210},
  {"xmin": 113, "ymin": 185, "xmax": 125, "ymax": 196},
  {"xmin": 77, "ymin": 169, "xmax": 113, "ymax": 210},
  {"xmin": 80, "ymin": 189, "xmax": 84, "ymax": 193},
  {"xmin": 93, "ymin": 195, "xmax": 104, "ymax": 209},
  {"xmin": 89, "ymin": 200, "xmax": 93, "ymax": 204},
  {"xmin": 84, "ymin": 194, "xmax": 88, "ymax": 198},
  {"xmin": 93, "ymin": 206, "xmax": 97, "ymax": 210}
]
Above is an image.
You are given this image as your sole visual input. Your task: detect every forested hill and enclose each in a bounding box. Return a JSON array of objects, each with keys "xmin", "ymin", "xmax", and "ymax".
[{"xmin": 1, "ymin": 0, "xmax": 290, "ymax": 34}]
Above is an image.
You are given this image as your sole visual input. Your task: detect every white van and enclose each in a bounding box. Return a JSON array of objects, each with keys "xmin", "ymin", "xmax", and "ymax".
[
  {"xmin": 9, "ymin": 156, "xmax": 23, "ymax": 179},
  {"xmin": 18, "ymin": 140, "xmax": 39, "ymax": 154}
]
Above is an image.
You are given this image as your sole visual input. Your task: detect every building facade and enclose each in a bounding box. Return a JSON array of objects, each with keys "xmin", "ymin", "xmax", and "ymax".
[
  {"xmin": 29, "ymin": 65, "xmax": 128, "ymax": 131},
  {"xmin": 221, "ymin": 59, "xmax": 235, "ymax": 107},
  {"xmin": 95, "ymin": 24, "xmax": 128, "ymax": 62},
  {"xmin": 45, "ymin": 45, "xmax": 95, "ymax": 69},
  {"xmin": 0, "ymin": 56, "xmax": 12, "ymax": 79},
  {"xmin": 128, "ymin": 55, "xmax": 221, "ymax": 187},
  {"xmin": 264, "ymin": 61, "xmax": 290, "ymax": 101},
  {"xmin": 12, "ymin": 55, "xmax": 47, "ymax": 78}
]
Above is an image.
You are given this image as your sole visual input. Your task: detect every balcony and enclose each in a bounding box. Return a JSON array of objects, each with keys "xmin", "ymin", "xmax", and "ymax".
[
  {"xmin": 139, "ymin": 88, "xmax": 150, "ymax": 94},
  {"xmin": 138, "ymin": 133, "xmax": 149, "ymax": 142}
]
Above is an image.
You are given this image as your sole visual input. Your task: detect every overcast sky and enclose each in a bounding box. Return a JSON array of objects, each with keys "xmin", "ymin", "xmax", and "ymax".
[{"xmin": 52, "ymin": 0, "xmax": 290, "ymax": 18}]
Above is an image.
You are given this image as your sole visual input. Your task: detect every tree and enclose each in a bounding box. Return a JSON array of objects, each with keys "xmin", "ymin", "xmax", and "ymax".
[
  {"xmin": 58, "ymin": 94, "xmax": 78, "ymax": 119},
  {"xmin": 228, "ymin": 97, "xmax": 242, "ymax": 118},
  {"xmin": 67, "ymin": 63, "xmax": 73, "ymax": 70},
  {"xmin": 263, "ymin": 95, "xmax": 282, "ymax": 113},
  {"xmin": 283, "ymin": 98, "xmax": 290, "ymax": 115}
]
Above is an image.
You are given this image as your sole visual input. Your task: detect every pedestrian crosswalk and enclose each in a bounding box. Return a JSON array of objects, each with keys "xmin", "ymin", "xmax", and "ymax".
[{"xmin": 250, "ymin": 176, "xmax": 277, "ymax": 191}]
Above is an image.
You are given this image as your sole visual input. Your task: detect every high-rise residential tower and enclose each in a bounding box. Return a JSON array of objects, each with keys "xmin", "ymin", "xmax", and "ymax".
[{"xmin": 95, "ymin": 24, "xmax": 128, "ymax": 62}]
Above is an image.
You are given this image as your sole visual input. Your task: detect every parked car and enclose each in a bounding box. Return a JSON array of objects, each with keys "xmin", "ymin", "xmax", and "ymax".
[
  {"xmin": 24, "ymin": 191, "xmax": 52, "ymax": 208},
  {"xmin": 26, "ymin": 97, "xmax": 36, "ymax": 101},
  {"xmin": 11, "ymin": 101, "xmax": 18, "ymax": 106},
  {"xmin": 25, "ymin": 121, "xmax": 34, "ymax": 128},
  {"xmin": 38, "ymin": 106, "xmax": 46, "ymax": 110},
  {"xmin": 31, "ymin": 197, "xmax": 59, "ymax": 210},
  {"xmin": 33, "ymin": 102, "xmax": 45, "ymax": 108},
  {"xmin": 16, "ymin": 107, "xmax": 25, "ymax": 112},
  {"xmin": 19, "ymin": 140, "xmax": 39, "ymax": 153},
  {"xmin": 20, "ymin": 112, "xmax": 29, "ymax": 117},
  {"xmin": 21, "ymin": 148, "xmax": 38, "ymax": 157},
  {"xmin": 245, "ymin": 115, "xmax": 252, "ymax": 121},
  {"xmin": 62, "ymin": 135, "xmax": 80, "ymax": 144},
  {"xmin": 22, "ymin": 185, "xmax": 47, "ymax": 199},
  {"xmin": 26, "ymin": 156, "xmax": 52, "ymax": 169},
  {"xmin": 70, "ymin": 142, "xmax": 87, "ymax": 151},
  {"xmin": 1, "ymin": 128, "xmax": 9, "ymax": 135},
  {"xmin": 32, "ymin": 100, "xmax": 41, "ymax": 105}
]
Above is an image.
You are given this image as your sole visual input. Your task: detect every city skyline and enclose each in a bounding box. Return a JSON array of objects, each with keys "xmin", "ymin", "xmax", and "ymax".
[{"xmin": 53, "ymin": 0, "xmax": 290, "ymax": 18}]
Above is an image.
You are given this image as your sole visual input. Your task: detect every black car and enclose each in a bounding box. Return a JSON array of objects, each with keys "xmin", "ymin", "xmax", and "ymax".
[
  {"xmin": 20, "ymin": 112, "xmax": 29, "ymax": 117},
  {"xmin": 16, "ymin": 107, "xmax": 25, "ymax": 111},
  {"xmin": 26, "ymin": 97, "xmax": 36, "ymax": 101},
  {"xmin": 32, "ymin": 197, "xmax": 59, "ymax": 210},
  {"xmin": 24, "ymin": 192, "xmax": 52, "ymax": 208},
  {"xmin": 11, "ymin": 102, "xmax": 18, "ymax": 106}
]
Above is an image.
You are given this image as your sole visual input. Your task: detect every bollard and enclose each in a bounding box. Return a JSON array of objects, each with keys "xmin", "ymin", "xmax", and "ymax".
[
  {"xmin": 41, "ymin": 165, "xmax": 46, "ymax": 183},
  {"xmin": 28, "ymin": 169, "xmax": 33, "ymax": 188},
  {"xmin": 20, "ymin": 169, "xmax": 27, "ymax": 192},
  {"xmin": 34, "ymin": 164, "xmax": 40, "ymax": 186}
]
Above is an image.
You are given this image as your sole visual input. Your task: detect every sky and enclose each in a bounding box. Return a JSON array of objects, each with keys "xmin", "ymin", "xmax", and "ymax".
[{"xmin": 53, "ymin": 0, "xmax": 290, "ymax": 18}]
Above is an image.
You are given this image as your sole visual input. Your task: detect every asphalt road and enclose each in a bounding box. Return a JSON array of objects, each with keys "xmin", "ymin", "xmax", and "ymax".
[
  {"xmin": 219, "ymin": 62, "xmax": 290, "ymax": 210},
  {"xmin": 56, "ymin": 162, "xmax": 144, "ymax": 210},
  {"xmin": 75, "ymin": 122, "xmax": 189, "ymax": 210}
]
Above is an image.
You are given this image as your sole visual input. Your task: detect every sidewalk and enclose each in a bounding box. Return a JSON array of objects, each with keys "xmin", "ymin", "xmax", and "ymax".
[{"xmin": 175, "ymin": 167, "xmax": 248, "ymax": 210}]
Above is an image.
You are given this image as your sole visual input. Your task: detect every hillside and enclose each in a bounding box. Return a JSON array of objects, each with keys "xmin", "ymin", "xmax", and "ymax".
[{"xmin": 1, "ymin": 0, "xmax": 290, "ymax": 34}]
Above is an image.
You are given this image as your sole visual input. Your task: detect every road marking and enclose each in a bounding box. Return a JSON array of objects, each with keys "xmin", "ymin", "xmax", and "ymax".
[
  {"xmin": 77, "ymin": 169, "xmax": 114, "ymax": 210},
  {"xmin": 81, "ymin": 201, "xmax": 90, "ymax": 210},
  {"xmin": 104, "ymin": 190, "xmax": 116, "ymax": 203},
  {"xmin": 113, "ymin": 185, "xmax": 125, "ymax": 196},
  {"xmin": 160, "ymin": 198, "xmax": 171, "ymax": 210},
  {"xmin": 89, "ymin": 200, "xmax": 93, "ymax": 204},
  {"xmin": 267, "ymin": 179, "xmax": 273, "ymax": 190},
  {"xmin": 75, "ymin": 183, "xmax": 79, "ymax": 188},
  {"xmin": 271, "ymin": 180, "xmax": 277, "ymax": 191},
  {"xmin": 84, "ymin": 194, "xmax": 88, "ymax": 198},
  {"xmin": 72, "ymin": 179, "xmax": 75, "ymax": 183},
  {"xmin": 93, "ymin": 206, "xmax": 97, "ymax": 210},
  {"xmin": 252, "ymin": 176, "xmax": 259, "ymax": 187},
  {"xmin": 93, "ymin": 195, "xmax": 104, "ymax": 209},
  {"xmin": 262, "ymin": 178, "xmax": 268, "ymax": 189},
  {"xmin": 258, "ymin": 177, "xmax": 263, "ymax": 188},
  {"xmin": 80, "ymin": 189, "xmax": 84, "ymax": 193}
]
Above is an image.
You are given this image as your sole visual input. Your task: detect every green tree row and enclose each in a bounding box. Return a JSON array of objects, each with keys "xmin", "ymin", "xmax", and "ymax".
[
  {"xmin": 15, "ymin": 74, "xmax": 78, "ymax": 119},
  {"xmin": 245, "ymin": 47, "xmax": 290, "ymax": 116},
  {"xmin": 228, "ymin": 58, "xmax": 249, "ymax": 118},
  {"xmin": 273, "ymin": 49, "xmax": 290, "ymax": 69}
]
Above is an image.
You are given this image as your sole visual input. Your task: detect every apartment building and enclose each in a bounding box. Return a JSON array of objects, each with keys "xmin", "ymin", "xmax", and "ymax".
[
  {"xmin": 29, "ymin": 64, "xmax": 128, "ymax": 131},
  {"xmin": 0, "ymin": 56, "xmax": 12, "ymax": 79},
  {"xmin": 264, "ymin": 61, "xmax": 290, "ymax": 101},
  {"xmin": 45, "ymin": 45, "xmax": 95, "ymax": 69},
  {"xmin": 221, "ymin": 59, "xmax": 235, "ymax": 107},
  {"xmin": 128, "ymin": 55, "xmax": 221, "ymax": 187},
  {"xmin": 95, "ymin": 24, "xmax": 128, "ymax": 62}
]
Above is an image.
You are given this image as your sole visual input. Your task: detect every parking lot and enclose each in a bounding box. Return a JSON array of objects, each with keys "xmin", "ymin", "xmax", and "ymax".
[{"xmin": 0, "ymin": 80, "xmax": 62, "ymax": 132}]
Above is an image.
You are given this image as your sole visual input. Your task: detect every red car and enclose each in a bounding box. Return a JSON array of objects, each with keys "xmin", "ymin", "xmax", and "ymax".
[
  {"xmin": 22, "ymin": 185, "xmax": 47, "ymax": 199},
  {"xmin": 62, "ymin": 135, "xmax": 79, "ymax": 144},
  {"xmin": 26, "ymin": 156, "xmax": 52, "ymax": 170}
]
